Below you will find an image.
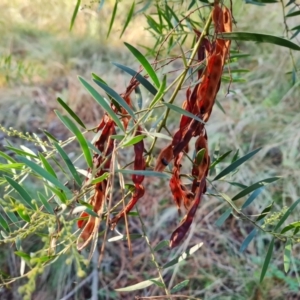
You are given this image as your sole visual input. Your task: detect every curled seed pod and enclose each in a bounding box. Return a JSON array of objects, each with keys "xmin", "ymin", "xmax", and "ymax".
[
  {"xmin": 110, "ymin": 184, "xmax": 145, "ymax": 226},
  {"xmin": 77, "ymin": 217, "xmax": 97, "ymax": 251},
  {"xmin": 155, "ymin": 144, "xmax": 173, "ymax": 172},
  {"xmin": 169, "ymin": 179, "xmax": 206, "ymax": 248}
]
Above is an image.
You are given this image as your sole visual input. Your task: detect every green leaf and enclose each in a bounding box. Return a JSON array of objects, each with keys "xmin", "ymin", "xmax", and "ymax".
[
  {"xmin": 256, "ymin": 202, "xmax": 273, "ymax": 222},
  {"xmin": 124, "ymin": 42, "xmax": 160, "ymax": 88},
  {"xmin": 281, "ymin": 221, "xmax": 300, "ymax": 234},
  {"xmin": 15, "ymin": 251, "xmax": 31, "ymax": 261},
  {"xmin": 149, "ymin": 75, "xmax": 166, "ymax": 108},
  {"xmin": 0, "ymin": 163, "xmax": 24, "ymax": 171},
  {"xmin": 78, "ymin": 76, "xmax": 124, "ymax": 132},
  {"xmin": 260, "ymin": 237, "xmax": 274, "ymax": 282},
  {"xmin": 213, "ymin": 148, "xmax": 262, "ymax": 181},
  {"xmin": 115, "ymin": 277, "xmax": 160, "ymax": 292},
  {"xmin": 107, "ymin": 0, "xmax": 118, "ymax": 38},
  {"xmin": 43, "ymin": 130, "xmax": 59, "ymax": 143},
  {"xmin": 240, "ymin": 228, "xmax": 257, "ymax": 253},
  {"xmin": 163, "ymin": 103, "xmax": 205, "ymax": 124},
  {"xmin": 70, "ymin": 0, "xmax": 81, "ymax": 31},
  {"xmin": 120, "ymin": 1, "xmax": 135, "ymax": 38},
  {"xmin": 38, "ymin": 192, "xmax": 54, "ymax": 215},
  {"xmin": 4, "ymin": 176, "xmax": 35, "ymax": 209},
  {"xmin": 0, "ymin": 213, "xmax": 9, "ymax": 232},
  {"xmin": 286, "ymin": 10, "xmax": 300, "ymax": 18},
  {"xmin": 54, "ymin": 142, "xmax": 82, "ymax": 187},
  {"xmin": 5, "ymin": 146, "xmax": 37, "ymax": 158},
  {"xmin": 55, "ymin": 111, "xmax": 93, "ymax": 168},
  {"xmin": 242, "ymin": 187, "xmax": 265, "ymax": 209},
  {"xmin": 93, "ymin": 79, "xmax": 135, "ymax": 119},
  {"xmin": 122, "ymin": 135, "xmax": 146, "ymax": 147},
  {"xmin": 215, "ymin": 208, "xmax": 232, "ymax": 227},
  {"xmin": 215, "ymin": 100, "xmax": 226, "ymax": 114},
  {"xmin": 90, "ymin": 172, "xmax": 110, "ymax": 185},
  {"xmin": 112, "ymin": 62, "xmax": 157, "ymax": 96},
  {"xmin": 150, "ymin": 279, "xmax": 165, "ymax": 288},
  {"xmin": 171, "ymin": 280, "xmax": 189, "ymax": 293},
  {"xmin": 110, "ymin": 135, "xmax": 125, "ymax": 141},
  {"xmin": 291, "ymin": 25, "xmax": 300, "ymax": 31},
  {"xmin": 38, "ymin": 153, "xmax": 57, "ymax": 179},
  {"xmin": 153, "ymin": 240, "xmax": 169, "ymax": 251},
  {"xmin": 163, "ymin": 242, "xmax": 203, "ymax": 269},
  {"xmin": 57, "ymin": 97, "xmax": 86, "ymax": 128},
  {"xmin": 17, "ymin": 156, "xmax": 71, "ymax": 194},
  {"xmin": 0, "ymin": 151, "xmax": 16, "ymax": 163},
  {"xmin": 232, "ymin": 177, "xmax": 280, "ymax": 201},
  {"xmin": 284, "ymin": 239, "xmax": 292, "ymax": 273},
  {"xmin": 16, "ymin": 208, "xmax": 30, "ymax": 223},
  {"xmin": 116, "ymin": 169, "xmax": 169, "ymax": 178},
  {"xmin": 274, "ymin": 198, "xmax": 300, "ymax": 231},
  {"xmin": 210, "ymin": 150, "xmax": 232, "ymax": 170},
  {"xmin": 218, "ymin": 32, "xmax": 300, "ymax": 51}
]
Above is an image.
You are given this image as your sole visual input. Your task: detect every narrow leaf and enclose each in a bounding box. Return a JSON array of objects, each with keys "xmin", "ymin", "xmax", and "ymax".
[
  {"xmin": 120, "ymin": 1, "xmax": 135, "ymax": 38},
  {"xmin": 274, "ymin": 198, "xmax": 300, "ymax": 231},
  {"xmin": 0, "ymin": 213, "xmax": 9, "ymax": 232},
  {"xmin": 70, "ymin": 0, "xmax": 81, "ymax": 31},
  {"xmin": 38, "ymin": 153, "xmax": 57, "ymax": 178},
  {"xmin": 286, "ymin": 10, "xmax": 300, "ymax": 18},
  {"xmin": 260, "ymin": 237, "xmax": 274, "ymax": 282},
  {"xmin": 38, "ymin": 192, "xmax": 54, "ymax": 214},
  {"xmin": 112, "ymin": 62, "xmax": 157, "ymax": 96},
  {"xmin": 107, "ymin": 0, "xmax": 118, "ymax": 38},
  {"xmin": 90, "ymin": 172, "xmax": 110, "ymax": 185},
  {"xmin": 57, "ymin": 97, "xmax": 86, "ymax": 128},
  {"xmin": 210, "ymin": 150, "xmax": 232, "ymax": 170},
  {"xmin": 153, "ymin": 240, "xmax": 169, "ymax": 251},
  {"xmin": 115, "ymin": 277, "xmax": 159, "ymax": 292},
  {"xmin": 171, "ymin": 280, "xmax": 189, "ymax": 293},
  {"xmin": 17, "ymin": 208, "xmax": 30, "ymax": 223},
  {"xmin": 18, "ymin": 156, "xmax": 70, "ymax": 194},
  {"xmin": 232, "ymin": 177, "xmax": 280, "ymax": 201},
  {"xmin": 93, "ymin": 79, "xmax": 135, "ymax": 119},
  {"xmin": 163, "ymin": 103, "xmax": 205, "ymax": 124},
  {"xmin": 122, "ymin": 135, "xmax": 146, "ymax": 147},
  {"xmin": 55, "ymin": 111, "xmax": 93, "ymax": 168},
  {"xmin": 124, "ymin": 42, "xmax": 160, "ymax": 88},
  {"xmin": 215, "ymin": 208, "xmax": 232, "ymax": 227},
  {"xmin": 214, "ymin": 148, "xmax": 262, "ymax": 181},
  {"xmin": 242, "ymin": 187, "xmax": 265, "ymax": 209},
  {"xmin": 218, "ymin": 32, "xmax": 300, "ymax": 51},
  {"xmin": 163, "ymin": 242, "xmax": 203, "ymax": 269},
  {"xmin": 116, "ymin": 169, "xmax": 169, "ymax": 178},
  {"xmin": 149, "ymin": 75, "xmax": 166, "ymax": 108},
  {"xmin": 78, "ymin": 76, "xmax": 124, "ymax": 132},
  {"xmin": 256, "ymin": 202, "xmax": 273, "ymax": 222},
  {"xmin": 240, "ymin": 228, "xmax": 257, "ymax": 253},
  {"xmin": 54, "ymin": 142, "xmax": 82, "ymax": 186},
  {"xmin": 4, "ymin": 176, "xmax": 34, "ymax": 209}
]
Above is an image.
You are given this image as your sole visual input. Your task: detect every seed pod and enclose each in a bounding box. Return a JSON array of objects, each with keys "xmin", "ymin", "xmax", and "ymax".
[
  {"xmin": 155, "ymin": 144, "xmax": 173, "ymax": 172},
  {"xmin": 110, "ymin": 184, "xmax": 145, "ymax": 226},
  {"xmin": 169, "ymin": 179, "xmax": 206, "ymax": 248}
]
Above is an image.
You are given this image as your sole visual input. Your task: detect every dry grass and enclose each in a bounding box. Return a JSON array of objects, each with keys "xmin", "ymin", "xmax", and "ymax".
[{"xmin": 0, "ymin": 0, "xmax": 300, "ymax": 299}]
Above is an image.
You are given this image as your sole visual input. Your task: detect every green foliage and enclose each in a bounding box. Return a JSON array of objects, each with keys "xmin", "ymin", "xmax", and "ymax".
[{"xmin": 0, "ymin": 0, "xmax": 299, "ymax": 299}]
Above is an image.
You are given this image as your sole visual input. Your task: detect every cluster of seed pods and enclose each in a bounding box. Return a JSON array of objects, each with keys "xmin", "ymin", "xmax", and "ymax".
[
  {"xmin": 76, "ymin": 3, "xmax": 232, "ymax": 250},
  {"xmin": 76, "ymin": 80, "xmax": 144, "ymax": 250},
  {"xmin": 155, "ymin": 3, "xmax": 232, "ymax": 248}
]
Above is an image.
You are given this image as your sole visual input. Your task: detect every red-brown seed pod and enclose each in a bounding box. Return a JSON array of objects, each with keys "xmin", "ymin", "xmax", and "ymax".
[
  {"xmin": 155, "ymin": 144, "xmax": 173, "ymax": 172},
  {"xmin": 110, "ymin": 184, "xmax": 145, "ymax": 226},
  {"xmin": 169, "ymin": 179, "xmax": 206, "ymax": 248}
]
